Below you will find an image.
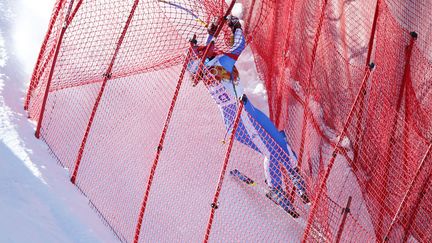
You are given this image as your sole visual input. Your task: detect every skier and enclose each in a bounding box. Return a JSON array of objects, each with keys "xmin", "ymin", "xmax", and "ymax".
[{"xmin": 188, "ymin": 15, "xmax": 309, "ymax": 218}]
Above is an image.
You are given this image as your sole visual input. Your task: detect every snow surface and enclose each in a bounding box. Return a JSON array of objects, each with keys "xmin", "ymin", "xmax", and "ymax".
[
  {"xmin": 0, "ymin": 0, "xmax": 119, "ymax": 242},
  {"xmin": 0, "ymin": 0, "xmax": 269, "ymax": 241}
]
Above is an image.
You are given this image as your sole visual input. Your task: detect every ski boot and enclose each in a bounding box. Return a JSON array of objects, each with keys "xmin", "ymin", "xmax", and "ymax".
[
  {"xmin": 291, "ymin": 166, "xmax": 310, "ymax": 205},
  {"xmin": 266, "ymin": 187, "xmax": 299, "ymax": 218},
  {"xmin": 300, "ymin": 192, "xmax": 311, "ymax": 205}
]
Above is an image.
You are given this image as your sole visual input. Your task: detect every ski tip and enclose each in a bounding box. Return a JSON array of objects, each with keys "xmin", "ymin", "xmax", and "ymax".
[{"xmin": 250, "ymin": 182, "xmax": 257, "ymax": 186}]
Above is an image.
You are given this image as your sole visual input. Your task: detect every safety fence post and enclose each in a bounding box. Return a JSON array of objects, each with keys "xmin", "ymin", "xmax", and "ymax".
[
  {"xmin": 244, "ymin": 0, "xmax": 256, "ymax": 36},
  {"xmin": 203, "ymin": 97, "xmax": 245, "ymax": 243},
  {"xmin": 132, "ymin": 43, "xmax": 195, "ymax": 243},
  {"xmin": 381, "ymin": 32, "xmax": 427, "ymax": 242},
  {"xmin": 402, "ymin": 31, "xmax": 418, "ymax": 179},
  {"xmin": 365, "ymin": 0, "xmax": 381, "ymax": 67},
  {"xmin": 25, "ymin": 0, "xmax": 66, "ymax": 110},
  {"xmin": 383, "ymin": 143, "xmax": 432, "ymax": 242},
  {"xmin": 401, "ymin": 174, "xmax": 431, "ymax": 242},
  {"xmin": 70, "ymin": 0, "xmax": 140, "ymax": 184},
  {"xmin": 34, "ymin": 0, "xmax": 79, "ymax": 138},
  {"xmin": 335, "ymin": 196, "xmax": 352, "ymax": 243},
  {"xmin": 301, "ymin": 64, "xmax": 375, "ymax": 242},
  {"xmin": 376, "ymin": 31, "xmax": 417, "ymax": 238},
  {"xmin": 353, "ymin": 0, "xmax": 381, "ymax": 161}
]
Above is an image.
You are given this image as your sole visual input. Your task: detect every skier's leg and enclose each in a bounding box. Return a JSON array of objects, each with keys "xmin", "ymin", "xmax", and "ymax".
[
  {"xmin": 263, "ymin": 156, "xmax": 282, "ymax": 189},
  {"xmin": 237, "ymin": 103, "xmax": 297, "ymax": 213},
  {"xmin": 206, "ymin": 78, "xmax": 262, "ymax": 153},
  {"xmin": 220, "ymin": 95, "xmax": 299, "ymax": 215},
  {"xmin": 219, "ymin": 103, "xmax": 261, "ymax": 153},
  {"xmin": 243, "ymin": 99, "xmax": 288, "ymax": 151},
  {"xmin": 279, "ymin": 131, "xmax": 309, "ymax": 202},
  {"xmin": 238, "ymin": 97, "xmax": 290, "ymax": 193},
  {"xmin": 268, "ymin": 150, "xmax": 306, "ymax": 196},
  {"xmin": 235, "ymin": 121, "xmax": 262, "ymax": 152},
  {"xmin": 243, "ymin": 97, "xmax": 309, "ymax": 201},
  {"xmin": 283, "ymin": 157, "xmax": 307, "ymax": 197},
  {"xmin": 265, "ymin": 156, "xmax": 298, "ymax": 216}
]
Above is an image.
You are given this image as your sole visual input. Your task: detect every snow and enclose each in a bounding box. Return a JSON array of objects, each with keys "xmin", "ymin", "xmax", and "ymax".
[
  {"xmin": 0, "ymin": 0, "xmax": 119, "ymax": 242},
  {"xmin": 0, "ymin": 0, "xmax": 268, "ymax": 241}
]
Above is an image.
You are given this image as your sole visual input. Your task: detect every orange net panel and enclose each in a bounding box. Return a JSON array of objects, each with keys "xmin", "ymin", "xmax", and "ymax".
[{"xmin": 26, "ymin": 0, "xmax": 432, "ymax": 242}]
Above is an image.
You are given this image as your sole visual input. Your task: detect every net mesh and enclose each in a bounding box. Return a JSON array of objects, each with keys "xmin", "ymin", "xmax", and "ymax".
[{"xmin": 26, "ymin": 0, "xmax": 432, "ymax": 242}]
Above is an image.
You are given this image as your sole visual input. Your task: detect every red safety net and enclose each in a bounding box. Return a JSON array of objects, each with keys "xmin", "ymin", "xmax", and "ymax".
[
  {"xmin": 250, "ymin": 0, "xmax": 432, "ymax": 242},
  {"xmin": 25, "ymin": 0, "xmax": 432, "ymax": 242}
]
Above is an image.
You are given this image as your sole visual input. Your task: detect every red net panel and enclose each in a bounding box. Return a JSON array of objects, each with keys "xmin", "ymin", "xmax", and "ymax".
[
  {"xmin": 26, "ymin": 0, "xmax": 68, "ymax": 119},
  {"xmin": 26, "ymin": 0, "xmax": 432, "ymax": 242},
  {"xmin": 250, "ymin": 0, "xmax": 432, "ymax": 242},
  {"xmin": 136, "ymin": 74, "xmax": 229, "ymax": 242}
]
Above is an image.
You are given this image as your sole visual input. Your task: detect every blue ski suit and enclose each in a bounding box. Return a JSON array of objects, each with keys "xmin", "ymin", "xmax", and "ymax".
[{"xmin": 188, "ymin": 27, "xmax": 306, "ymax": 210}]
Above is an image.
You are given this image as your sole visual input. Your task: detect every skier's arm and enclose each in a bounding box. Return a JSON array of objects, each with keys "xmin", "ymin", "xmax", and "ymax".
[
  {"xmin": 206, "ymin": 34, "xmax": 214, "ymax": 45},
  {"xmin": 228, "ymin": 28, "xmax": 246, "ymax": 55},
  {"xmin": 206, "ymin": 22, "xmax": 217, "ymax": 45}
]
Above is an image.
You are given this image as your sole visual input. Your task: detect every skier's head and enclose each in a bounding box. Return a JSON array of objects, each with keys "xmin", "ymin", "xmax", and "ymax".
[{"xmin": 227, "ymin": 15, "xmax": 241, "ymax": 30}]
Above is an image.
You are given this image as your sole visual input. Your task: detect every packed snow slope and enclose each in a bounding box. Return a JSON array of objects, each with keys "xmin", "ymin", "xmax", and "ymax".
[{"xmin": 0, "ymin": 0, "xmax": 119, "ymax": 242}]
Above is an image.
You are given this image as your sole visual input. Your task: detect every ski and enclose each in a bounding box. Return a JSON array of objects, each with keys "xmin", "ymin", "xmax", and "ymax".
[
  {"xmin": 229, "ymin": 169, "xmax": 300, "ymax": 218},
  {"xmin": 230, "ymin": 169, "xmax": 256, "ymax": 185}
]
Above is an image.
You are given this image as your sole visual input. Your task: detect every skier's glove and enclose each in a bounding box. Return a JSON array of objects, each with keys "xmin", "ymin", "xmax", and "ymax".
[
  {"xmin": 207, "ymin": 22, "xmax": 217, "ymax": 35},
  {"xmin": 189, "ymin": 36, "xmax": 197, "ymax": 45}
]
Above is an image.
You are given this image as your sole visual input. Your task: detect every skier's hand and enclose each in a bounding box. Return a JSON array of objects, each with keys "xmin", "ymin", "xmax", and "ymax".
[{"xmin": 207, "ymin": 22, "xmax": 217, "ymax": 35}]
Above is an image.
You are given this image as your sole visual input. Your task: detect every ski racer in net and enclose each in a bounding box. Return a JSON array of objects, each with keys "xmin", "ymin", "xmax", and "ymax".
[{"xmin": 188, "ymin": 15, "xmax": 309, "ymax": 218}]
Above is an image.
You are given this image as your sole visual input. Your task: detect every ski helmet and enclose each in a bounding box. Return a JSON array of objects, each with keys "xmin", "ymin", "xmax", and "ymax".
[{"xmin": 227, "ymin": 15, "xmax": 241, "ymax": 29}]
